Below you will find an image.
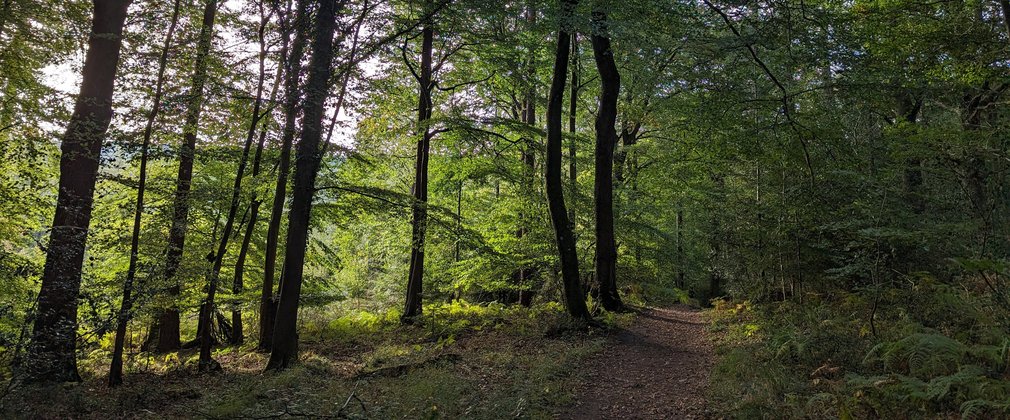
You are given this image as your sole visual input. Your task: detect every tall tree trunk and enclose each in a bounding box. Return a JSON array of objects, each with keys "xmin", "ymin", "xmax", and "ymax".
[
  {"xmin": 589, "ymin": 7, "xmax": 622, "ymax": 312},
  {"xmin": 153, "ymin": 0, "xmax": 219, "ymax": 354},
  {"xmin": 677, "ymin": 207, "xmax": 685, "ymax": 289},
  {"xmin": 265, "ymin": 0, "xmax": 339, "ymax": 370},
  {"xmin": 961, "ymin": 86, "xmax": 993, "ymax": 253},
  {"xmin": 223, "ymin": 0, "xmax": 274, "ymax": 349},
  {"xmin": 547, "ymin": 0, "xmax": 590, "ymax": 320},
  {"xmin": 402, "ymin": 14, "xmax": 434, "ymax": 323},
  {"xmin": 897, "ymin": 93, "xmax": 924, "ymax": 215},
  {"xmin": 109, "ymin": 0, "xmax": 180, "ymax": 387},
  {"xmin": 236, "ymin": 3, "xmax": 285, "ymax": 346},
  {"xmin": 708, "ymin": 173, "xmax": 725, "ymax": 304},
  {"xmin": 516, "ymin": 2, "xmax": 538, "ymax": 307},
  {"xmin": 260, "ymin": 0, "xmax": 307, "ymax": 352},
  {"xmin": 568, "ymin": 33, "xmax": 579, "ymax": 223},
  {"xmin": 195, "ymin": 0, "xmax": 270, "ymax": 371},
  {"xmin": 25, "ymin": 0, "xmax": 131, "ymax": 383}
]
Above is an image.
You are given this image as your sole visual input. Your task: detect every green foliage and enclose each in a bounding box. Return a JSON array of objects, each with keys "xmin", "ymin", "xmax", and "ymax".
[
  {"xmin": 864, "ymin": 333, "xmax": 968, "ymax": 378},
  {"xmin": 709, "ymin": 289, "xmax": 1010, "ymax": 418},
  {"xmin": 4, "ymin": 300, "xmax": 604, "ymax": 418},
  {"xmin": 7, "ymin": 0, "xmax": 1010, "ymax": 417}
]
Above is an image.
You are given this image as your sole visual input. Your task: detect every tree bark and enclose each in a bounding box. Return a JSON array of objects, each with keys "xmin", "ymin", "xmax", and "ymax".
[
  {"xmin": 109, "ymin": 0, "xmax": 180, "ymax": 387},
  {"xmin": 515, "ymin": 3, "xmax": 538, "ymax": 308},
  {"xmin": 26, "ymin": 0, "xmax": 131, "ymax": 383},
  {"xmin": 260, "ymin": 0, "xmax": 307, "ymax": 352},
  {"xmin": 265, "ymin": 0, "xmax": 339, "ymax": 370},
  {"xmin": 547, "ymin": 0, "xmax": 590, "ymax": 320},
  {"xmin": 589, "ymin": 7, "xmax": 622, "ymax": 312},
  {"xmin": 402, "ymin": 12, "xmax": 434, "ymax": 323},
  {"xmin": 236, "ymin": 3, "xmax": 285, "ymax": 347},
  {"xmin": 568, "ymin": 33, "xmax": 579, "ymax": 223},
  {"xmin": 897, "ymin": 93, "xmax": 924, "ymax": 215},
  {"xmin": 676, "ymin": 207, "xmax": 685, "ymax": 289},
  {"xmin": 195, "ymin": 0, "xmax": 271, "ymax": 370},
  {"xmin": 708, "ymin": 173, "xmax": 725, "ymax": 304},
  {"xmin": 153, "ymin": 0, "xmax": 219, "ymax": 354}
]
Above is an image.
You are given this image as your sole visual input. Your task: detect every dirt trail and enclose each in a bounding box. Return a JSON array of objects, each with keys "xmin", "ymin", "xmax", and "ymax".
[{"xmin": 565, "ymin": 305, "xmax": 715, "ymax": 419}]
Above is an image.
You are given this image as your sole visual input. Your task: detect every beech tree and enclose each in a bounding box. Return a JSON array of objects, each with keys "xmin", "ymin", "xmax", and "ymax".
[
  {"xmin": 589, "ymin": 4, "xmax": 623, "ymax": 311},
  {"xmin": 25, "ymin": 0, "xmax": 132, "ymax": 383},
  {"xmin": 266, "ymin": 0, "xmax": 340, "ymax": 370},
  {"xmin": 233, "ymin": 0, "xmax": 285, "ymax": 345},
  {"xmin": 546, "ymin": 0, "xmax": 590, "ymax": 319},
  {"xmin": 108, "ymin": 0, "xmax": 182, "ymax": 387},
  {"xmin": 151, "ymin": 0, "xmax": 220, "ymax": 353},
  {"xmin": 402, "ymin": 3, "xmax": 435, "ymax": 322},
  {"xmin": 259, "ymin": 0, "xmax": 308, "ymax": 352}
]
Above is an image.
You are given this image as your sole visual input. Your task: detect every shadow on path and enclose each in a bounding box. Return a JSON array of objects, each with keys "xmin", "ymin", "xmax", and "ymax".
[{"xmin": 563, "ymin": 304, "xmax": 715, "ymax": 420}]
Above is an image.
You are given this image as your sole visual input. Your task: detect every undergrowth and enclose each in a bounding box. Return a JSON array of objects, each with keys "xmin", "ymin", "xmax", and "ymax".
[
  {"xmin": 2, "ymin": 300, "xmax": 616, "ymax": 419},
  {"xmin": 707, "ymin": 279, "xmax": 1010, "ymax": 419}
]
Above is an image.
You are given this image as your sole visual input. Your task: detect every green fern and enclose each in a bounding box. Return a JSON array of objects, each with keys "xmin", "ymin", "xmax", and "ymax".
[
  {"xmin": 864, "ymin": 333, "xmax": 966, "ymax": 378},
  {"xmin": 924, "ymin": 365, "xmax": 984, "ymax": 401},
  {"xmin": 961, "ymin": 397, "xmax": 1010, "ymax": 420}
]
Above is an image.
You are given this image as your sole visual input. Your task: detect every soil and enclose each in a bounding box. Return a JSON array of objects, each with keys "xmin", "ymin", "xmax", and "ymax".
[{"xmin": 565, "ymin": 305, "xmax": 715, "ymax": 419}]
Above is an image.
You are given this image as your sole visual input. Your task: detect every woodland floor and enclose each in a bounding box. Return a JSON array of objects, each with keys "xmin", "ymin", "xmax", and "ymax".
[
  {"xmin": 2, "ymin": 304, "xmax": 720, "ymax": 419},
  {"xmin": 565, "ymin": 305, "xmax": 716, "ymax": 420}
]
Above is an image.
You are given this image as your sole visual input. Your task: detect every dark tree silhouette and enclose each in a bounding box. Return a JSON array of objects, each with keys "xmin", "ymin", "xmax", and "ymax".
[
  {"xmin": 546, "ymin": 0, "xmax": 591, "ymax": 320},
  {"xmin": 589, "ymin": 7, "xmax": 623, "ymax": 312},
  {"xmin": 26, "ymin": 0, "xmax": 132, "ymax": 383},
  {"xmin": 153, "ymin": 0, "xmax": 219, "ymax": 353},
  {"xmin": 260, "ymin": 0, "xmax": 308, "ymax": 352},
  {"xmin": 266, "ymin": 0, "xmax": 340, "ymax": 370},
  {"xmin": 109, "ymin": 0, "xmax": 181, "ymax": 387},
  {"xmin": 402, "ymin": 7, "xmax": 435, "ymax": 323}
]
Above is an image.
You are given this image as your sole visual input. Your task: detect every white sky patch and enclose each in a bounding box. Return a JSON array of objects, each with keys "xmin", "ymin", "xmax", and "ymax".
[
  {"xmin": 39, "ymin": 0, "xmax": 368, "ymax": 151},
  {"xmin": 41, "ymin": 61, "xmax": 81, "ymax": 95}
]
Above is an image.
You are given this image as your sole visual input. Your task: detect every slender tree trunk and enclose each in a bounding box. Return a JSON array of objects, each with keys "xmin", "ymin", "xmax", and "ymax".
[
  {"xmin": 224, "ymin": 0, "xmax": 274, "ymax": 349},
  {"xmin": 709, "ymin": 174, "xmax": 724, "ymax": 304},
  {"xmin": 961, "ymin": 87, "xmax": 993, "ymax": 253},
  {"xmin": 260, "ymin": 0, "xmax": 307, "ymax": 351},
  {"xmin": 757, "ymin": 163, "xmax": 766, "ymax": 297},
  {"xmin": 897, "ymin": 93, "xmax": 924, "ymax": 214},
  {"xmin": 153, "ymin": 0, "xmax": 219, "ymax": 353},
  {"xmin": 25, "ymin": 0, "xmax": 131, "ymax": 383},
  {"xmin": 266, "ymin": 0, "xmax": 339, "ymax": 370},
  {"xmin": 402, "ymin": 14, "xmax": 434, "ymax": 323},
  {"xmin": 547, "ymin": 0, "xmax": 590, "ymax": 320},
  {"xmin": 677, "ymin": 207, "xmax": 684, "ymax": 289},
  {"xmin": 195, "ymin": 1, "xmax": 270, "ymax": 371},
  {"xmin": 236, "ymin": 4, "xmax": 285, "ymax": 346},
  {"xmin": 515, "ymin": 2, "xmax": 538, "ymax": 308},
  {"xmin": 589, "ymin": 7, "xmax": 622, "ymax": 311},
  {"xmin": 568, "ymin": 33, "xmax": 579, "ymax": 223},
  {"xmin": 109, "ymin": 0, "xmax": 180, "ymax": 387},
  {"xmin": 321, "ymin": 3, "xmax": 364, "ymax": 154},
  {"xmin": 455, "ymin": 180, "xmax": 463, "ymax": 264}
]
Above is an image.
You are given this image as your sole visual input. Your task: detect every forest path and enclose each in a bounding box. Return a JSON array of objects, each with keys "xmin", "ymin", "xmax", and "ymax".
[{"xmin": 564, "ymin": 304, "xmax": 715, "ymax": 419}]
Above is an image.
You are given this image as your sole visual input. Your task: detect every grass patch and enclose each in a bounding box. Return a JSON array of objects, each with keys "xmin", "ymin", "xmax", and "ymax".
[{"xmin": 3, "ymin": 301, "xmax": 608, "ymax": 419}]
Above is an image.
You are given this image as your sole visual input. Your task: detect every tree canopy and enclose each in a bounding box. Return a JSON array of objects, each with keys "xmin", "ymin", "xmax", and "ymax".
[{"xmin": 3, "ymin": 0, "xmax": 1010, "ymax": 417}]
